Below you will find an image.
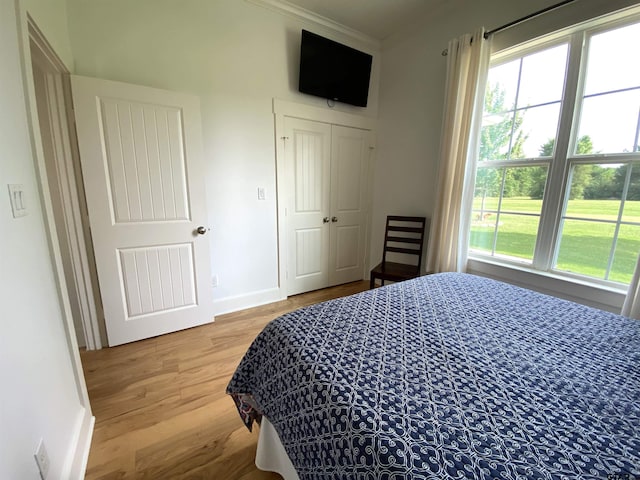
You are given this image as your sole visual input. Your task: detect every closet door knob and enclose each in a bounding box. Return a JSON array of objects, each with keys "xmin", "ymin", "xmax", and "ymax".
[
  {"xmin": 331, "ymin": 216, "xmax": 338, "ymax": 223},
  {"xmin": 323, "ymin": 217, "xmax": 330, "ymax": 223}
]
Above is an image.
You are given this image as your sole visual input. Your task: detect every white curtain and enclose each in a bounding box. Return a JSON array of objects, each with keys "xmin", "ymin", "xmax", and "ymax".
[
  {"xmin": 622, "ymin": 253, "xmax": 640, "ymax": 319},
  {"xmin": 426, "ymin": 28, "xmax": 491, "ymax": 274}
]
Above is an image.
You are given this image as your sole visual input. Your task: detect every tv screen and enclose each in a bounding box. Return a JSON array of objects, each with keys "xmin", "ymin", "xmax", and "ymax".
[{"xmin": 298, "ymin": 30, "xmax": 373, "ymax": 108}]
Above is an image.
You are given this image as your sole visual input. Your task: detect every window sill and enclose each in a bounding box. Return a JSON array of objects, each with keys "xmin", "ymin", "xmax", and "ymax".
[{"xmin": 466, "ymin": 256, "xmax": 627, "ymax": 314}]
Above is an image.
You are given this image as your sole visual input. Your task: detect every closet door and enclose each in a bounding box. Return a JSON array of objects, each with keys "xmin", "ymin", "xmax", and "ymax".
[
  {"xmin": 284, "ymin": 117, "xmax": 331, "ymax": 296},
  {"xmin": 329, "ymin": 125, "xmax": 370, "ymax": 286}
]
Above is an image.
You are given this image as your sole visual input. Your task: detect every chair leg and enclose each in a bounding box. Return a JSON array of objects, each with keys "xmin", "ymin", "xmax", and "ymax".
[{"xmin": 369, "ymin": 275, "xmax": 375, "ymax": 289}]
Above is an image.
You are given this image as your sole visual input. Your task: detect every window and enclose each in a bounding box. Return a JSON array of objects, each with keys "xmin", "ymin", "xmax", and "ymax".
[{"xmin": 470, "ymin": 14, "xmax": 640, "ymax": 286}]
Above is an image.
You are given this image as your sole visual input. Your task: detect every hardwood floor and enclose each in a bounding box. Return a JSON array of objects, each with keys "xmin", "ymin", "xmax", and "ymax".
[{"xmin": 81, "ymin": 281, "xmax": 369, "ymax": 479}]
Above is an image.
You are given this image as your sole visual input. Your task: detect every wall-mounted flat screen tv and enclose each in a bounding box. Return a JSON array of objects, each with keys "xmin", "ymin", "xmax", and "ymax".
[{"xmin": 298, "ymin": 30, "xmax": 373, "ymax": 108}]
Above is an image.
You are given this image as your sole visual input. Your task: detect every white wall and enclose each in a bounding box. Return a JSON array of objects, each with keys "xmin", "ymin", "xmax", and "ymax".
[
  {"xmin": 0, "ymin": 0, "xmax": 88, "ymax": 478},
  {"xmin": 66, "ymin": 0, "xmax": 381, "ymax": 313}
]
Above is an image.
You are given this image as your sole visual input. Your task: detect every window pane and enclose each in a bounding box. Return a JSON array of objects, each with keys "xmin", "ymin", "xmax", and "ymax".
[
  {"xmin": 518, "ymin": 44, "xmax": 568, "ymax": 107},
  {"xmin": 483, "ymin": 45, "xmax": 568, "ymax": 162},
  {"xmin": 622, "ymin": 199, "xmax": 640, "ymax": 223},
  {"xmin": 469, "ymin": 220, "xmax": 496, "ymax": 254},
  {"xmin": 494, "ymin": 213, "xmax": 539, "ymax": 261},
  {"xmin": 479, "ymin": 112, "xmax": 513, "ymax": 161},
  {"xmin": 565, "ymin": 164, "xmax": 623, "ymax": 219},
  {"xmin": 512, "ymin": 103, "xmax": 561, "ymax": 159},
  {"xmin": 610, "ymin": 224, "xmax": 640, "ymax": 284},
  {"xmin": 584, "ymin": 163, "xmax": 623, "ymax": 199},
  {"xmin": 555, "ymin": 219, "xmax": 616, "ymax": 279},
  {"xmin": 584, "ymin": 22, "xmax": 640, "ymax": 96},
  {"xmin": 577, "ymin": 90, "xmax": 640, "ymax": 154},
  {"xmin": 501, "ymin": 166, "xmax": 548, "ymax": 203},
  {"xmin": 558, "ymin": 163, "xmax": 638, "ymax": 283},
  {"xmin": 564, "ymin": 198, "xmax": 621, "ymax": 221},
  {"xmin": 470, "ymin": 167, "xmax": 544, "ymax": 261},
  {"xmin": 473, "ymin": 166, "xmax": 548, "ymax": 204},
  {"xmin": 471, "ymin": 167, "xmax": 500, "ymax": 254},
  {"xmin": 622, "ymin": 163, "xmax": 640, "ymax": 223},
  {"xmin": 486, "ymin": 60, "xmax": 520, "ymax": 111},
  {"xmin": 472, "ymin": 189, "xmax": 500, "ymax": 211}
]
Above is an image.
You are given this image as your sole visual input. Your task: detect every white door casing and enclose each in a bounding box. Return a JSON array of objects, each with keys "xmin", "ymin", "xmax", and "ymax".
[
  {"xmin": 285, "ymin": 117, "xmax": 332, "ymax": 296},
  {"xmin": 329, "ymin": 125, "xmax": 370, "ymax": 287},
  {"xmin": 72, "ymin": 75, "xmax": 213, "ymax": 346},
  {"xmin": 30, "ymin": 42, "xmax": 103, "ymax": 349},
  {"xmin": 283, "ymin": 116, "xmax": 371, "ymax": 296}
]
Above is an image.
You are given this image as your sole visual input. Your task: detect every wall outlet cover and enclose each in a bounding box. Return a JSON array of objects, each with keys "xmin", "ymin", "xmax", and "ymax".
[{"xmin": 34, "ymin": 438, "xmax": 50, "ymax": 479}]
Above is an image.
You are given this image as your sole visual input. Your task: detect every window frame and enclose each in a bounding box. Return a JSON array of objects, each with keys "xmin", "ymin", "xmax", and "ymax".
[{"xmin": 469, "ymin": 12, "xmax": 640, "ymax": 289}]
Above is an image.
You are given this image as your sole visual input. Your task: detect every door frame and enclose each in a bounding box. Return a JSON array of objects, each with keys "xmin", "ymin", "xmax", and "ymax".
[
  {"xmin": 273, "ymin": 98, "xmax": 377, "ymax": 296},
  {"xmin": 28, "ymin": 20, "xmax": 104, "ymax": 351},
  {"xmin": 16, "ymin": 6, "xmax": 95, "ymax": 477}
]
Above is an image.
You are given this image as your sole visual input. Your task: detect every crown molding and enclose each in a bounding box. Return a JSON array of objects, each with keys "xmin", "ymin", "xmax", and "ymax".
[{"xmin": 245, "ymin": 0, "xmax": 381, "ymax": 49}]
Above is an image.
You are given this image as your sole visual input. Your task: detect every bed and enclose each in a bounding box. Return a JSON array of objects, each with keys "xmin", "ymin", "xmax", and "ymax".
[{"xmin": 227, "ymin": 273, "xmax": 640, "ymax": 479}]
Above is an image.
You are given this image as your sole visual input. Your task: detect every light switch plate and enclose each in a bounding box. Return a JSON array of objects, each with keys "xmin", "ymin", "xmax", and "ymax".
[
  {"xmin": 257, "ymin": 187, "xmax": 266, "ymax": 200},
  {"xmin": 8, "ymin": 184, "xmax": 27, "ymax": 218}
]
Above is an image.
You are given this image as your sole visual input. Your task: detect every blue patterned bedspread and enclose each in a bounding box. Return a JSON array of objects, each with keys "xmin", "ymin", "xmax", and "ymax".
[{"xmin": 227, "ymin": 273, "xmax": 640, "ymax": 479}]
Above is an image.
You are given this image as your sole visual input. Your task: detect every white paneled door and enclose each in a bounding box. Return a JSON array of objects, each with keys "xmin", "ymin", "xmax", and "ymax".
[
  {"xmin": 72, "ymin": 76, "xmax": 213, "ymax": 346},
  {"xmin": 329, "ymin": 125, "xmax": 370, "ymax": 286},
  {"xmin": 285, "ymin": 118, "xmax": 331, "ymax": 296},
  {"xmin": 284, "ymin": 117, "xmax": 370, "ymax": 296}
]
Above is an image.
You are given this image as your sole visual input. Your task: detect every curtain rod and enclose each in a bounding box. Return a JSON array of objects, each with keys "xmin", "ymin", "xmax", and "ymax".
[
  {"xmin": 442, "ymin": 0, "xmax": 578, "ymax": 56},
  {"xmin": 484, "ymin": 0, "xmax": 578, "ymax": 38}
]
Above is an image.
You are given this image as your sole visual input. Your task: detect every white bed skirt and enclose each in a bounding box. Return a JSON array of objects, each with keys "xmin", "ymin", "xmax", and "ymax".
[{"xmin": 256, "ymin": 417, "xmax": 300, "ymax": 480}]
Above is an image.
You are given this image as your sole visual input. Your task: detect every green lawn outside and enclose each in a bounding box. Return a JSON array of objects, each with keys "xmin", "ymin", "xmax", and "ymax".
[{"xmin": 470, "ymin": 197, "xmax": 640, "ymax": 284}]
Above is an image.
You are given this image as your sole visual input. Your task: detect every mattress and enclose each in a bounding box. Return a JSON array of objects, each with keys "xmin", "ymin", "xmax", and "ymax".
[{"xmin": 227, "ymin": 273, "xmax": 640, "ymax": 479}]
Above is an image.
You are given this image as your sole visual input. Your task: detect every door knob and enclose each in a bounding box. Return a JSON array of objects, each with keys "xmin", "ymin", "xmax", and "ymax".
[
  {"xmin": 196, "ymin": 226, "xmax": 209, "ymax": 235},
  {"xmin": 331, "ymin": 216, "xmax": 338, "ymax": 223},
  {"xmin": 323, "ymin": 217, "xmax": 330, "ymax": 223}
]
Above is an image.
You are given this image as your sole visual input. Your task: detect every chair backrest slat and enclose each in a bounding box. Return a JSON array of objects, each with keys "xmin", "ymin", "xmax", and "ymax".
[
  {"xmin": 381, "ymin": 216, "xmax": 427, "ymax": 271},
  {"xmin": 387, "ymin": 215, "xmax": 425, "ymax": 222},
  {"xmin": 387, "ymin": 226, "xmax": 423, "ymax": 233},
  {"xmin": 386, "ymin": 246, "xmax": 420, "ymax": 255},
  {"xmin": 386, "ymin": 236, "xmax": 421, "ymax": 244}
]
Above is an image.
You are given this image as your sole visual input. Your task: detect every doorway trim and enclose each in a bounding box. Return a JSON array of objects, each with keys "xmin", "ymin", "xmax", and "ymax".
[
  {"xmin": 273, "ymin": 98, "xmax": 377, "ymax": 296},
  {"xmin": 28, "ymin": 18, "xmax": 104, "ymax": 350},
  {"xmin": 15, "ymin": 5, "xmax": 95, "ymax": 478}
]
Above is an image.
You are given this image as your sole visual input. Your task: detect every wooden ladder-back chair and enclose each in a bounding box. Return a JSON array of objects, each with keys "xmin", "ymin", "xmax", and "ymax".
[{"xmin": 370, "ymin": 216, "xmax": 427, "ymax": 288}]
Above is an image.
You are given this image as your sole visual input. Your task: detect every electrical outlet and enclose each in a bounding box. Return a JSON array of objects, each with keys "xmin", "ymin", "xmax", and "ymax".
[
  {"xmin": 34, "ymin": 439, "xmax": 50, "ymax": 480},
  {"xmin": 211, "ymin": 275, "xmax": 219, "ymax": 287}
]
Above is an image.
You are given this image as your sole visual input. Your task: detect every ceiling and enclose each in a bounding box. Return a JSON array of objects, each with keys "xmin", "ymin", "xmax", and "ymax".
[{"xmin": 280, "ymin": 0, "xmax": 447, "ymax": 40}]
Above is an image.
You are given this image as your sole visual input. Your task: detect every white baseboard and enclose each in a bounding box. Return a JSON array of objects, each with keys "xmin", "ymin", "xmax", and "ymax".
[
  {"xmin": 213, "ymin": 287, "xmax": 285, "ymax": 316},
  {"xmin": 62, "ymin": 407, "xmax": 95, "ymax": 480}
]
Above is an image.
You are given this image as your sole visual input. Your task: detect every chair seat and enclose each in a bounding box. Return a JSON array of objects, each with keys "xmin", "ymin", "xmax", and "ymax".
[{"xmin": 370, "ymin": 261, "xmax": 420, "ymax": 280}]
